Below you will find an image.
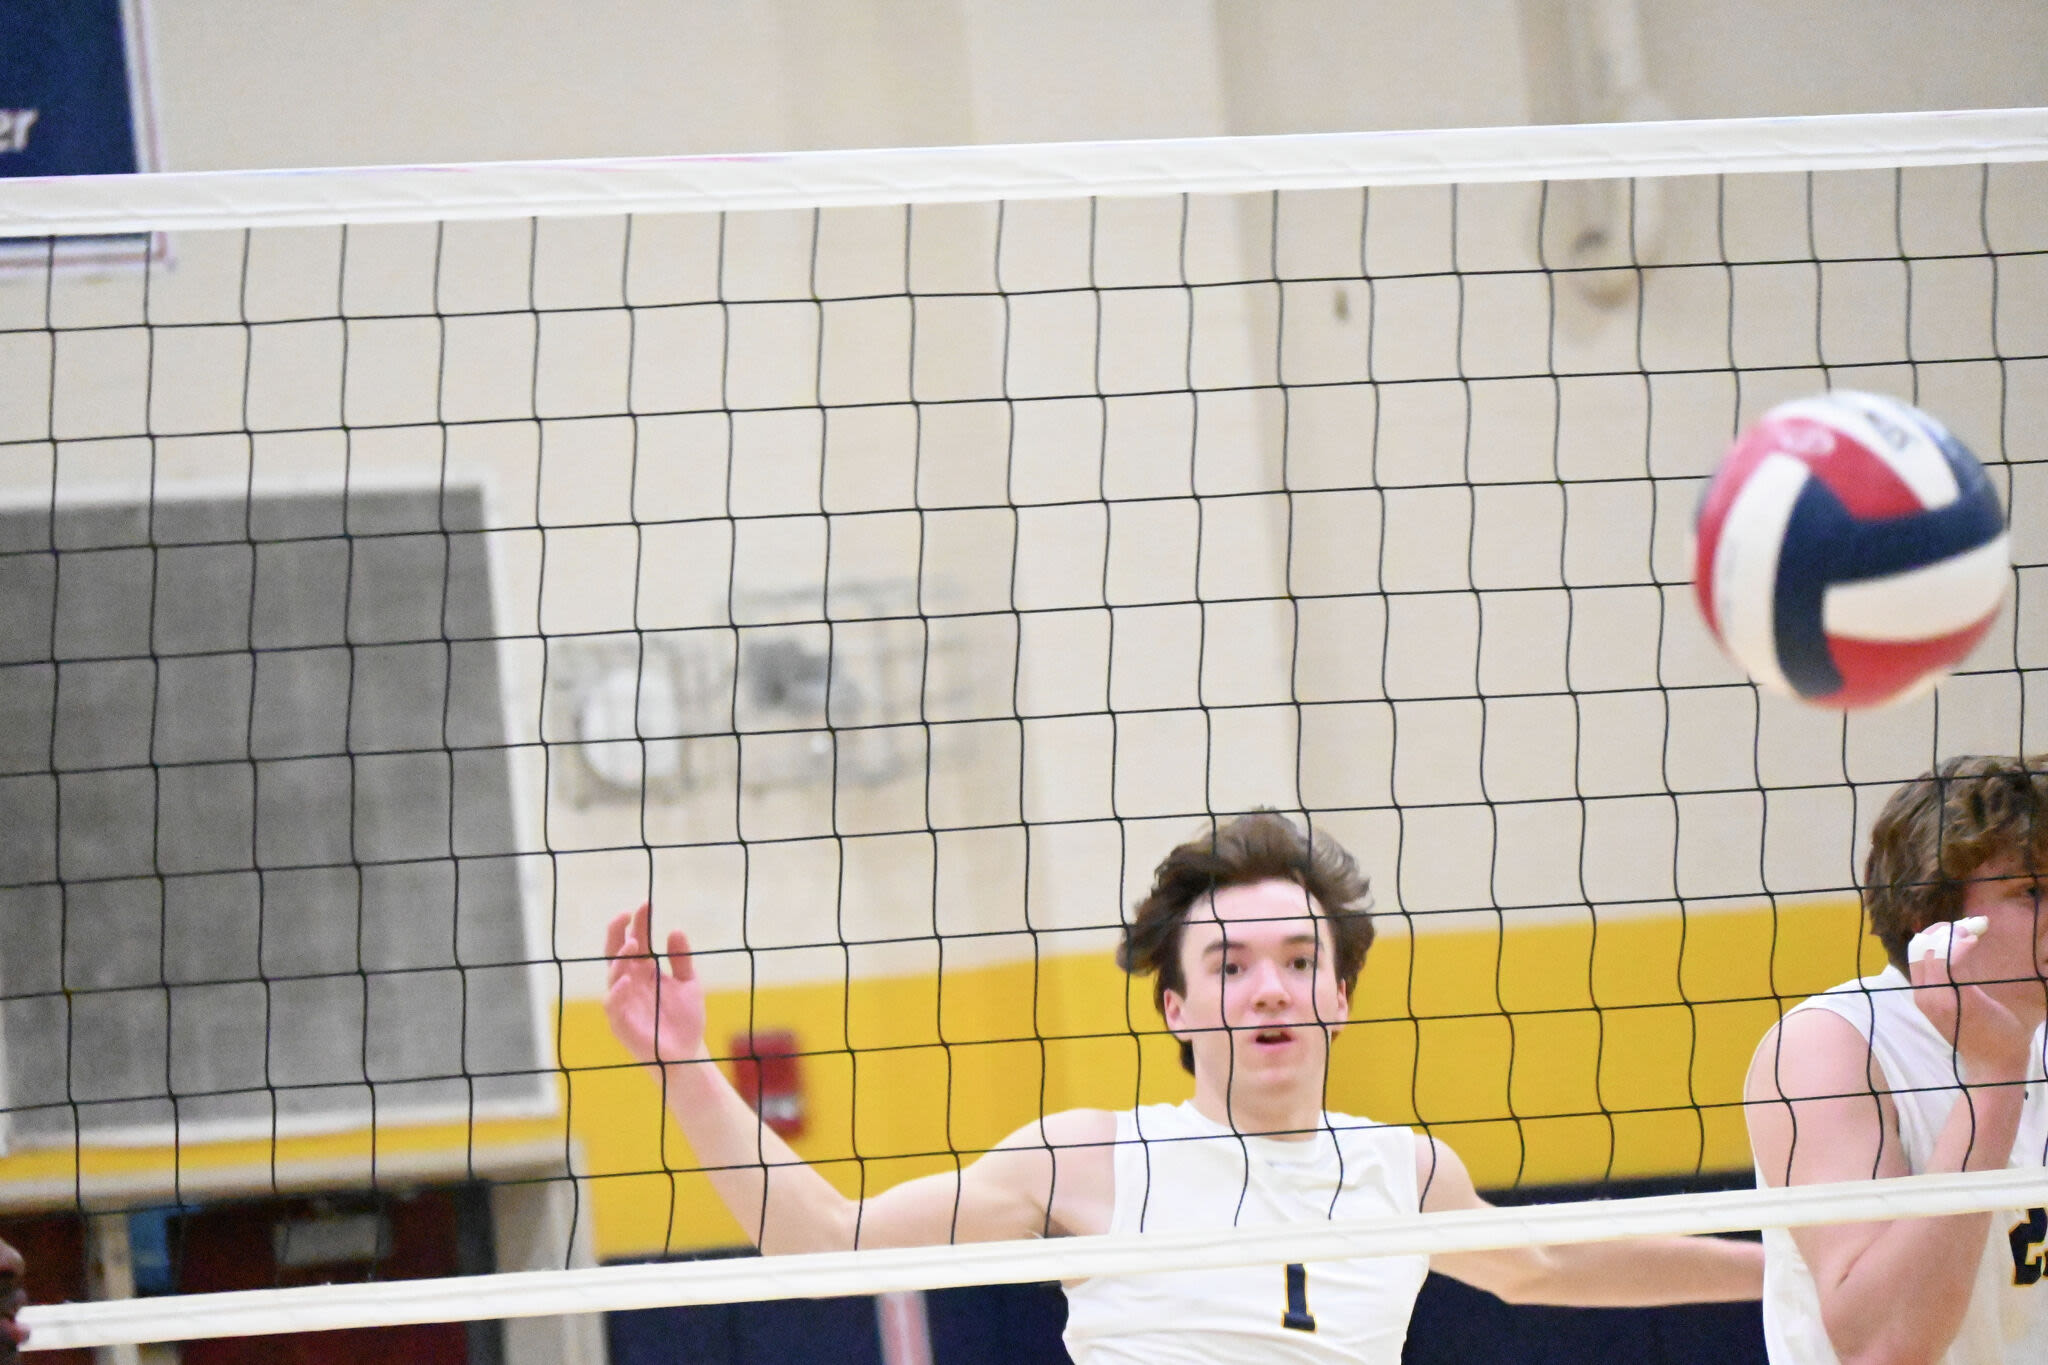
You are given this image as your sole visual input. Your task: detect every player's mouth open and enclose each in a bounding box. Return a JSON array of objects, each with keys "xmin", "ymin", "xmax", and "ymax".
[{"xmin": 1252, "ymin": 1029, "xmax": 1293, "ymax": 1047}]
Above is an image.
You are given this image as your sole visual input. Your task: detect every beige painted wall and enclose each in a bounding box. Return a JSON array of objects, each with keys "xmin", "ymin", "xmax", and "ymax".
[{"xmin": 131, "ymin": 2, "xmax": 2048, "ymax": 172}]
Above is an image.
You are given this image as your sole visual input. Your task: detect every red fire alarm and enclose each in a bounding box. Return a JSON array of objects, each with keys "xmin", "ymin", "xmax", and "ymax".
[{"xmin": 729, "ymin": 1030, "xmax": 805, "ymax": 1139}]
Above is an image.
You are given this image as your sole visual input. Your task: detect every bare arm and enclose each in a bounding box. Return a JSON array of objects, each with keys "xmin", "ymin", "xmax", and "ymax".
[
  {"xmin": 604, "ymin": 904, "xmax": 1113, "ymax": 1254},
  {"xmin": 1419, "ymin": 1138, "xmax": 1763, "ymax": 1307},
  {"xmin": 1744, "ymin": 981, "xmax": 2031, "ymax": 1365}
]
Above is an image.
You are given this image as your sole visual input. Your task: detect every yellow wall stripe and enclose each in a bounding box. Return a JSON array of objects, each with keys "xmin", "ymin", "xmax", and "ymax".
[{"xmin": 0, "ymin": 897, "xmax": 1884, "ymax": 1262}]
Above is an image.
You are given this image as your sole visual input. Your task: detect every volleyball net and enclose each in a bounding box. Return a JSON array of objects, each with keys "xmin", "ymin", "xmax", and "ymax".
[{"xmin": 2, "ymin": 108, "xmax": 2046, "ymax": 1349}]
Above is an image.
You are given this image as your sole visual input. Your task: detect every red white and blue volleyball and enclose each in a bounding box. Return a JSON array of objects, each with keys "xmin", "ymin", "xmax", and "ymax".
[{"xmin": 1693, "ymin": 391, "xmax": 2010, "ymax": 709}]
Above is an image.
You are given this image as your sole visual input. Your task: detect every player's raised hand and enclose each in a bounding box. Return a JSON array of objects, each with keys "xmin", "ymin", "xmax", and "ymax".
[
  {"xmin": 1909, "ymin": 916, "xmax": 2033, "ymax": 1081},
  {"xmin": 604, "ymin": 902, "xmax": 709, "ymax": 1068}
]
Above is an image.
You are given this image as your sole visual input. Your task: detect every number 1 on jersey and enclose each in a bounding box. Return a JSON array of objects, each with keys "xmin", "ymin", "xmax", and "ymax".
[{"xmin": 1283, "ymin": 1262, "xmax": 1317, "ymax": 1332}]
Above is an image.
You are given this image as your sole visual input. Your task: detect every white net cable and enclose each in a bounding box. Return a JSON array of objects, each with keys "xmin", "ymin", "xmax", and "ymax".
[{"xmin": 21, "ymin": 1168, "xmax": 2048, "ymax": 1350}]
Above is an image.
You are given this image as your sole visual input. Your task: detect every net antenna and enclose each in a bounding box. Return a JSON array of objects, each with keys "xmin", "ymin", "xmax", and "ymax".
[{"xmin": 1, "ymin": 107, "xmax": 2045, "ymax": 1349}]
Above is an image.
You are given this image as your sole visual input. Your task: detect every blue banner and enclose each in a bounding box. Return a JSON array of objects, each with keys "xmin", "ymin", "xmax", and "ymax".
[{"xmin": 0, "ymin": 0, "xmax": 142, "ymax": 179}]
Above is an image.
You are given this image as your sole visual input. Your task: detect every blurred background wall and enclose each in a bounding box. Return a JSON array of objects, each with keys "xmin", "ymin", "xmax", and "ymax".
[{"xmin": 140, "ymin": 1, "xmax": 2048, "ymax": 167}]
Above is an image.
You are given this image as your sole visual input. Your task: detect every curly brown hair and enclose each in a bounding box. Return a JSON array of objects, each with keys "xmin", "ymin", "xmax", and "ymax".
[
  {"xmin": 1864, "ymin": 754, "xmax": 2048, "ymax": 970},
  {"xmin": 1117, "ymin": 810, "xmax": 1375, "ymax": 1074}
]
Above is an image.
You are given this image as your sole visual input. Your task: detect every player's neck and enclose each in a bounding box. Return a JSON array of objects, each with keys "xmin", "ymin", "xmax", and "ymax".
[{"xmin": 1188, "ymin": 1077, "xmax": 1324, "ymax": 1140}]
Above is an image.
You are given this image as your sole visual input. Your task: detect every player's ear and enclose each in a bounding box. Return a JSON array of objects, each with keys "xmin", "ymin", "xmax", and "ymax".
[
  {"xmin": 1318, "ymin": 978, "xmax": 1348, "ymax": 1037},
  {"xmin": 1160, "ymin": 987, "xmax": 1189, "ymax": 1040}
]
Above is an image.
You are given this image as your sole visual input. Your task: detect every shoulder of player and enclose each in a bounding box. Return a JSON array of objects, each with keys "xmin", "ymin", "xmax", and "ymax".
[
  {"xmin": 1414, "ymin": 1133, "xmax": 1485, "ymax": 1212},
  {"xmin": 1745, "ymin": 1004, "xmax": 1888, "ymax": 1103},
  {"xmin": 990, "ymin": 1107, "xmax": 1116, "ymax": 1153},
  {"xmin": 973, "ymin": 1109, "xmax": 1115, "ymax": 1178},
  {"xmin": 972, "ymin": 1109, "xmax": 1117, "ymax": 1237}
]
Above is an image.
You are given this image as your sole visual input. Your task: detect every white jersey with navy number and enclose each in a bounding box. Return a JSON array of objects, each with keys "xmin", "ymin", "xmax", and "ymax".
[
  {"xmin": 1061, "ymin": 1102, "xmax": 1428, "ymax": 1364},
  {"xmin": 1758, "ymin": 968, "xmax": 2048, "ymax": 1364}
]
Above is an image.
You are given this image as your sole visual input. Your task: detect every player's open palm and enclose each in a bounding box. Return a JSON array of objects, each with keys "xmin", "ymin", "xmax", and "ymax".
[{"xmin": 605, "ymin": 902, "xmax": 708, "ymax": 1067}]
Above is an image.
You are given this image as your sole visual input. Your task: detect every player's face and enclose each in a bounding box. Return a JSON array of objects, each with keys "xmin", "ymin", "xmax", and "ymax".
[
  {"xmin": 1951, "ymin": 851, "xmax": 2048, "ymax": 1022},
  {"xmin": 1163, "ymin": 879, "xmax": 1350, "ymax": 1094}
]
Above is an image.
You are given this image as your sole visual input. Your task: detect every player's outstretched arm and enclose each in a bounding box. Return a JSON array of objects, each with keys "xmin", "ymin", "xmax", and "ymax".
[
  {"xmin": 604, "ymin": 904, "xmax": 1112, "ymax": 1254},
  {"xmin": 1744, "ymin": 978, "xmax": 2032, "ymax": 1365},
  {"xmin": 1419, "ymin": 1138, "xmax": 1763, "ymax": 1307}
]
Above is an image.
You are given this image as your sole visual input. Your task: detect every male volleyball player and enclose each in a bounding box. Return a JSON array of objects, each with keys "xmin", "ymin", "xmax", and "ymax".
[
  {"xmin": 0, "ymin": 1234, "xmax": 25, "ymax": 1361},
  {"xmin": 607, "ymin": 811, "xmax": 1761, "ymax": 1361},
  {"xmin": 1746, "ymin": 754, "xmax": 2048, "ymax": 1363}
]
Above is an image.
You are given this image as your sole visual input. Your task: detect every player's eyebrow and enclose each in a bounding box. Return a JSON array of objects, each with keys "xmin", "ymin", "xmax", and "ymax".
[{"xmin": 1200, "ymin": 932, "xmax": 1321, "ymax": 959}]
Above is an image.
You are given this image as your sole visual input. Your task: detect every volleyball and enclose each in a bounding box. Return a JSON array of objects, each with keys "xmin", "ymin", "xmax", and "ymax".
[{"xmin": 1693, "ymin": 390, "xmax": 2010, "ymax": 709}]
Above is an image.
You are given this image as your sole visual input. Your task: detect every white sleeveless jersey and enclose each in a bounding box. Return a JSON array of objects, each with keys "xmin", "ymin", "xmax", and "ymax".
[
  {"xmin": 1061, "ymin": 1102, "xmax": 1427, "ymax": 1364},
  {"xmin": 1758, "ymin": 967, "xmax": 2048, "ymax": 1364}
]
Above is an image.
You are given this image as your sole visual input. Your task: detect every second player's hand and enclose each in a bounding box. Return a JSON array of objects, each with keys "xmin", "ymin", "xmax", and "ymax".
[
  {"xmin": 604, "ymin": 903, "xmax": 709, "ymax": 1067},
  {"xmin": 1910, "ymin": 925, "xmax": 2033, "ymax": 1083}
]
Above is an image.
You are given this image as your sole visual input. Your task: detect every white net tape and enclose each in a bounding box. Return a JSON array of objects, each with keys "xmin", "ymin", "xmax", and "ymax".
[
  {"xmin": 2, "ymin": 108, "xmax": 2044, "ymax": 234},
  {"xmin": 19, "ymin": 1167, "xmax": 2048, "ymax": 1349}
]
